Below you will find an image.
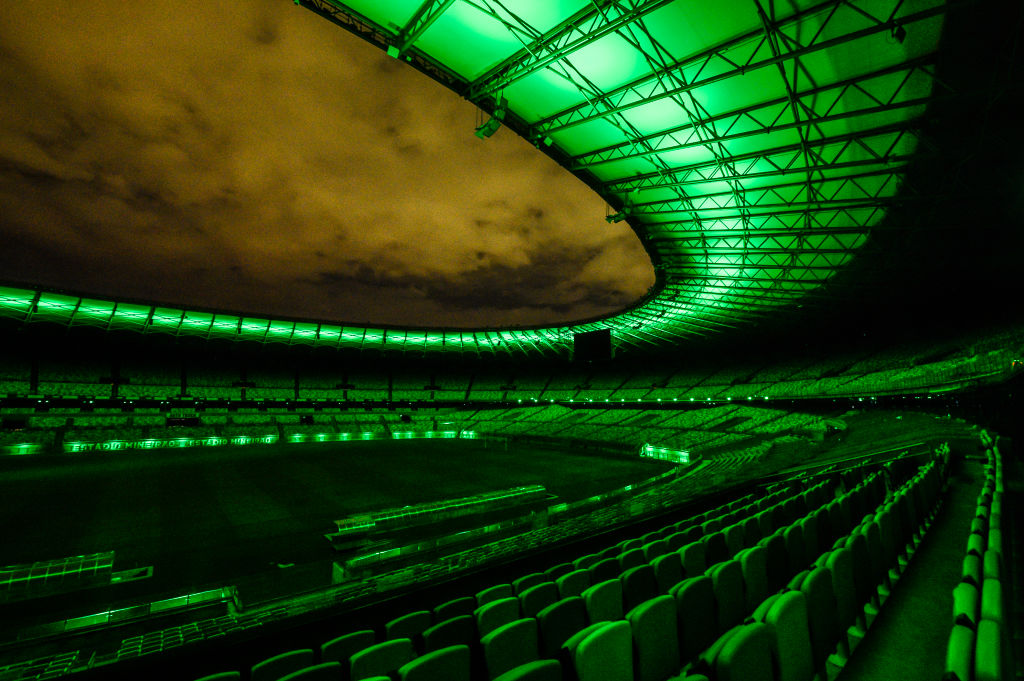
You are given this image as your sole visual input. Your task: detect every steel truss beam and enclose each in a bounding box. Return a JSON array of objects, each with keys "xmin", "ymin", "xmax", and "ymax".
[{"xmin": 531, "ymin": 1, "xmax": 947, "ymax": 137}]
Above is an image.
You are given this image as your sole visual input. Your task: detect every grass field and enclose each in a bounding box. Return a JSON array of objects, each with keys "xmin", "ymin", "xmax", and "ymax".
[{"xmin": 0, "ymin": 440, "xmax": 671, "ymax": 606}]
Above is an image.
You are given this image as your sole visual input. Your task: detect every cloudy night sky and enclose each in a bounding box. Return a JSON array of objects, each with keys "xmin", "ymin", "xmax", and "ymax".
[{"xmin": 0, "ymin": 1, "xmax": 654, "ymax": 328}]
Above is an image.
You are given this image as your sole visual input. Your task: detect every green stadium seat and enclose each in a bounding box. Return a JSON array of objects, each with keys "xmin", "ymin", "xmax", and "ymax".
[
  {"xmin": 386, "ymin": 611, "xmax": 432, "ymax": 642},
  {"xmin": 252, "ymin": 649, "xmax": 315, "ymax": 681},
  {"xmin": 556, "ymin": 569, "xmax": 591, "ymax": 599},
  {"xmin": 783, "ymin": 523, "xmax": 806, "ymax": 576},
  {"xmin": 482, "ymin": 619, "xmax": 540, "ymax": 681},
  {"xmin": 724, "ymin": 523, "xmax": 745, "ymax": 557},
  {"xmin": 706, "ymin": 622, "xmax": 775, "ymax": 681},
  {"xmin": 573, "ymin": 620, "xmax": 632, "ymax": 681},
  {"xmin": 753, "ymin": 591, "xmax": 812, "ymax": 681},
  {"xmin": 279, "ymin": 662, "xmax": 343, "ymax": 681},
  {"xmin": 618, "ymin": 548, "xmax": 645, "ymax": 573},
  {"xmin": 422, "ymin": 615, "xmax": 475, "ymax": 653},
  {"xmin": 792, "ymin": 567, "xmax": 839, "ymax": 671},
  {"xmin": 588, "ymin": 558, "xmax": 620, "ymax": 584},
  {"xmin": 671, "ymin": 575, "xmax": 716, "ymax": 663},
  {"xmin": 944, "ymin": 623, "xmax": 974, "ymax": 681},
  {"xmin": 582, "ymin": 579, "xmax": 623, "ymax": 623},
  {"xmin": 537, "ymin": 596, "xmax": 588, "ymax": 658},
  {"xmin": 755, "ymin": 510, "xmax": 775, "ymax": 539},
  {"xmin": 398, "ymin": 645, "xmax": 471, "ymax": 681},
  {"xmin": 620, "ymin": 564, "xmax": 659, "ymax": 612},
  {"xmin": 513, "ymin": 573, "xmax": 546, "ymax": 595},
  {"xmin": 193, "ymin": 673, "xmax": 240, "ymax": 681},
  {"xmin": 824, "ymin": 548, "xmax": 857, "ymax": 639},
  {"xmin": 842, "ymin": 532, "xmax": 873, "ymax": 613},
  {"xmin": 476, "ymin": 598, "xmax": 521, "ymax": 638},
  {"xmin": 544, "ymin": 563, "xmax": 573, "ymax": 581},
  {"xmin": 953, "ymin": 582, "xmax": 979, "ymax": 628},
  {"xmin": 678, "ymin": 541, "xmax": 706, "ymax": 577},
  {"xmin": 477, "ymin": 584, "xmax": 514, "ymax": 608},
  {"xmin": 350, "ymin": 639, "xmax": 415, "ymax": 681},
  {"xmin": 798, "ymin": 514, "xmax": 821, "ymax": 566},
  {"xmin": 980, "ymin": 578, "xmax": 1002, "ymax": 622},
  {"xmin": 434, "ymin": 597, "xmax": 475, "ymax": 623},
  {"xmin": 642, "ymin": 539, "xmax": 669, "ymax": 562},
  {"xmin": 708, "ymin": 559, "xmax": 745, "ymax": 635},
  {"xmin": 966, "ymin": 532, "xmax": 986, "ymax": 559},
  {"xmin": 493, "ymin": 660, "xmax": 562, "ymax": 681},
  {"xmin": 974, "ymin": 618, "xmax": 1005, "ymax": 681},
  {"xmin": 626, "ymin": 595, "xmax": 680, "ymax": 681},
  {"xmin": 321, "ymin": 630, "xmax": 374, "ymax": 669},
  {"xmin": 666, "ymin": 531, "xmax": 688, "ymax": 552},
  {"xmin": 574, "ymin": 554, "xmax": 599, "ymax": 571},
  {"xmin": 640, "ymin": 530, "xmax": 662, "ymax": 545},
  {"xmin": 651, "ymin": 552, "xmax": 683, "ymax": 593},
  {"xmin": 619, "ymin": 538, "xmax": 643, "ymax": 552},
  {"xmin": 962, "ymin": 554, "xmax": 983, "ymax": 588},
  {"xmin": 736, "ymin": 546, "xmax": 768, "ymax": 612},
  {"xmin": 519, "ymin": 582, "xmax": 558, "ymax": 618},
  {"xmin": 758, "ymin": 530, "xmax": 788, "ymax": 594},
  {"xmin": 982, "ymin": 549, "xmax": 1001, "ymax": 580},
  {"xmin": 703, "ymin": 531, "xmax": 729, "ymax": 565},
  {"xmin": 598, "ymin": 545, "xmax": 621, "ymax": 561}
]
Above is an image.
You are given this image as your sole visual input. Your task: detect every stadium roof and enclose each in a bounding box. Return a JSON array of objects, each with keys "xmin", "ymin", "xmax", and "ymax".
[{"xmin": 1, "ymin": 0, "xmax": 1019, "ymax": 358}]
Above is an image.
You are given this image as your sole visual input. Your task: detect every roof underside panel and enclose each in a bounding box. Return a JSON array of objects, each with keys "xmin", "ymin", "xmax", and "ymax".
[{"xmin": 0, "ymin": 0, "xmax": 947, "ymax": 357}]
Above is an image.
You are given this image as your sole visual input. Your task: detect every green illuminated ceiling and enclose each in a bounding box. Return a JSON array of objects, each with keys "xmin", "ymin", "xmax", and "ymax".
[{"xmin": 0, "ymin": 0, "xmax": 947, "ymax": 356}]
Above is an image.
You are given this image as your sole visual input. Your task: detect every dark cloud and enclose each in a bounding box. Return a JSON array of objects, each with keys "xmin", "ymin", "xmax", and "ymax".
[{"xmin": 0, "ymin": 0, "xmax": 654, "ymax": 328}]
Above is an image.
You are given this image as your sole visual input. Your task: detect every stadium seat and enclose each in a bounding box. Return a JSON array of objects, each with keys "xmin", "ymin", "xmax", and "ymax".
[
  {"xmin": 783, "ymin": 523, "xmax": 806, "ymax": 576},
  {"xmin": 618, "ymin": 548, "xmax": 645, "ymax": 573},
  {"xmin": 962, "ymin": 554, "xmax": 983, "ymax": 587},
  {"xmin": 545, "ymin": 563, "xmax": 573, "ymax": 581},
  {"xmin": 252, "ymin": 650, "xmax": 315, "ymax": 681},
  {"xmin": 619, "ymin": 538, "xmax": 643, "ymax": 552},
  {"xmin": 537, "ymin": 597, "xmax": 588, "ymax": 658},
  {"xmin": 952, "ymin": 582, "xmax": 979, "ymax": 628},
  {"xmin": 482, "ymin": 619, "xmax": 540, "ymax": 681},
  {"xmin": 513, "ymin": 573, "xmax": 547, "ymax": 595},
  {"xmin": 350, "ymin": 639, "xmax": 415, "ymax": 681},
  {"xmin": 678, "ymin": 541, "xmax": 706, "ymax": 577},
  {"xmin": 671, "ymin": 575, "xmax": 716, "ymax": 663},
  {"xmin": 421, "ymin": 615, "xmax": 475, "ymax": 653},
  {"xmin": 493, "ymin": 660, "xmax": 562, "ymax": 681},
  {"xmin": 574, "ymin": 554, "xmax": 599, "ymax": 571},
  {"xmin": 753, "ymin": 591, "xmax": 813, "ymax": 681},
  {"xmin": 193, "ymin": 673, "xmax": 240, "ymax": 681},
  {"xmin": 944, "ymin": 624, "xmax": 974, "ymax": 681},
  {"xmin": 582, "ymin": 579, "xmax": 623, "ymax": 623},
  {"xmin": 980, "ymin": 578, "xmax": 1002, "ymax": 622},
  {"xmin": 321, "ymin": 630, "xmax": 375, "ymax": 668},
  {"xmin": 704, "ymin": 622, "xmax": 775, "ymax": 681},
  {"xmin": 556, "ymin": 569, "xmax": 591, "ymax": 599},
  {"xmin": 386, "ymin": 611, "xmax": 432, "ymax": 642},
  {"xmin": 736, "ymin": 546, "xmax": 768, "ymax": 612},
  {"xmin": 708, "ymin": 559, "xmax": 745, "ymax": 635},
  {"xmin": 626, "ymin": 595, "xmax": 680, "ymax": 681},
  {"xmin": 519, "ymin": 581, "xmax": 558, "ymax": 618},
  {"xmin": 620, "ymin": 564, "xmax": 659, "ymax": 612},
  {"xmin": 477, "ymin": 584, "xmax": 514, "ymax": 607},
  {"xmin": 755, "ymin": 510, "xmax": 775, "ymax": 538},
  {"xmin": 588, "ymin": 558, "xmax": 620, "ymax": 584},
  {"xmin": 398, "ymin": 645, "xmax": 470, "ymax": 681},
  {"xmin": 982, "ymin": 549, "xmax": 1001, "ymax": 581},
  {"xmin": 476, "ymin": 598, "xmax": 521, "ymax": 638},
  {"xmin": 843, "ymin": 532, "xmax": 873, "ymax": 612},
  {"xmin": 279, "ymin": 662, "xmax": 343, "ymax": 681},
  {"xmin": 434, "ymin": 597, "xmax": 475, "ymax": 623},
  {"xmin": 651, "ymin": 552, "xmax": 683, "ymax": 593},
  {"xmin": 791, "ymin": 567, "xmax": 839, "ymax": 671},
  {"xmin": 974, "ymin": 618, "xmax": 1005, "ymax": 681},
  {"xmin": 642, "ymin": 539, "xmax": 669, "ymax": 562},
  {"xmin": 666, "ymin": 531, "xmax": 688, "ymax": 552},
  {"xmin": 724, "ymin": 523, "xmax": 745, "ymax": 557},
  {"xmin": 824, "ymin": 548, "xmax": 858, "ymax": 641},
  {"xmin": 798, "ymin": 514, "xmax": 820, "ymax": 566},
  {"xmin": 758, "ymin": 530, "xmax": 789, "ymax": 594},
  {"xmin": 560, "ymin": 622, "xmax": 610, "ymax": 681},
  {"xmin": 573, "ymin": 620, "xmax": 633, "ymax": 681},
  {"xmin": 703, "ymin": 531, "xmax": 729, "ymax": 565}
]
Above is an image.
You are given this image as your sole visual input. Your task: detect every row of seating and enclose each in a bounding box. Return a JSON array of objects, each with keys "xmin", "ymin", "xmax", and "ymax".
[
  {"xmin": 945, "ymin": 433, "xmax": 1013, "ymax": 681},
  {"xmin": 192, "ymin": 463, "xmax": 883, "ymax": 681},
  {"xmin": 687, "ymin": 448, "xmax": 949, "ymax": 681}
]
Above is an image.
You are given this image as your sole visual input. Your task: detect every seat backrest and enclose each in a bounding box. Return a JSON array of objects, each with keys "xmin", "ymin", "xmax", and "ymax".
[
  {"xmin": 783, "ymin": 523, "xmax": 806, "ymax": 576},
  {"xmin": 519, "ymin": 581, "xmax": 559, "ymax": 618},
  {"xmin": 980, "ymin": 578, "xmax": 1002, "ymax": 622},
  {"xmin": 737, "ymin": 546, "xmax": 768, "ymax": 612},
  {"xmin": 434, "ymin": 597, "xmax": 475, "ymax": 623},
  {"xmin": 708, "ymin": 559, "xmax": 746, "ymax": 635},
  {"xmin": 626, "ymin": 595, "xmax": 680, "ymax": 681},
  {"xmin": 642, "ymin": 539, "xmax": 669, "ymax": 562},
  {"xmin": 513, "ymin": 573, "xmax": 547, "ymax": 596},
  {"xmin": 491, "ymin": 659, "xmax": 563, "ymax": 681},
  {"xmin": 703, "ymin": 531, "xmax": 729, "ymax": 565},
  {"xmin": 560, "ymin": 622, "xmax": 611, "ymax": 681},
  {"xmin": 678, "ymin": 541, "xmax": 706, "ymax": 578},
  {"xmin": 581, "ymin": 579, "xmax": 623, "ymax": 623},
  {"xmin": 476, "ymin": 597, "xmax": 522, "ymax": 638},
  {"xmin": 759, "ymin": 530, "xmax": 789, "ymax": 594},
  {"xmin": 385, "ymin": 611, "xmax": 432, "ymax": 642},
  {"xmin": 556, "ymin": 569, "xmax": 591, "ymax": 599},
  {"xmin": 422, "ymin": 615, "xmax": 476, "ymax": 653},
  {"xmin": 621, "ymin": 564, "xmax": 660, "ymax": 613},
  {"xmin": 618, "ymin": 548, "xmax": 646, "ymax": 573},
  {"xmin": 671, "ymin": 575, "xmax": 716, "ymax": 663},
  {"xmin": 398, "ymin": 645, "xmax": 470, "ymax": 681},
  {"xmin": 704, "ymin": 623, "xmax": 775, "ymax": 681},
  {"xmin": 321, "ymin": 630, "xmax": 375, "ymax": 668},
  {"xmin": 482, "ymin": 619, "xmax": 540, "ymax": 681},
  {"xmin": 279, "ymin": 662, "xmax": 343, "ymax": 681},
  {"xmin": 842, "ymin": 532, "xmax": 872, "ymax": 610},
  {"xmin": 574, "ymin": 620, "xmax": 633, "ymax": 681},
  {"xmin": 573, "ymin": 554, "xmax": 599, "ymax": 571},
  {"xmin": 944, "ymin": 623, "xmax": 974, "ymax": 681},
  {"xmin": 588, "ymin": 558, "xmax": 620, "ymax": 584},
  {"xmin": 252, "ymin": 649, "xmax": 315, "ymax": 681},
  {"xmin": 350, "ymin": 639, "xmax": 415, "ymax": 681},
  {"xmin": 797, "ymin": 567, "xmax": 839, "ymax": 670},
  {"xmin": 545, "ymin": 563, "xmax": 573, "ymax": 582},
  {"xmin": 724, "ymin": 523, "xmax": 746, "ymax": 557},
  {"xmin": 651, "ymin": 552, "xmax": 684, "ymax": 594},
  {"xmin": 758, "ymin": 590, "xmax": 812, "ymax": 681},
  {"xmin": 477, "ymin": 584, "xmax": 515, "ymax": 608},
  {"xmin": 537, "ymin": 596, "xmax": 588, "ymax": 658},
  {"xmin": 974, "ymin": 618, "xmax": 1004, "ymax": 681},
  {"xmin": 824, "ymin": 548, "xmax": 857, "ymax": 633}
]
